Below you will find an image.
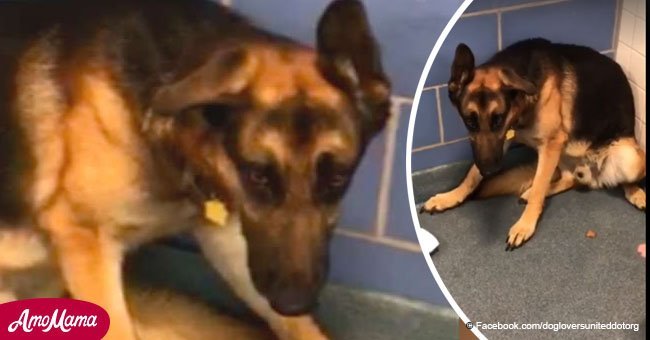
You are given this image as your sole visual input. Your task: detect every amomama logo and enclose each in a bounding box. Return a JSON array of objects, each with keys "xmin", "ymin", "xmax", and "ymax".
[{"xmin": 0, "ymin": 298, "xmax": 110, "ymax": 339}]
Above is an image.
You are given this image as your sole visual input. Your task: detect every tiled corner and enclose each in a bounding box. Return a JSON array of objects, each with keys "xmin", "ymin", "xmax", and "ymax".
[
  {"xmin": 413, "ymin": 90, "xmax": 442, "ymax": 148},
  {"xmin": 615, "ymin": 0, "xmax": 646, "ymax": 150},
  {"xmin": 501, "ymin": 0, "xmax": 617, "ymax": 52},
  {"xmin": 635, "ymin": 118, "xmax": 646, "ymax": 150},
  {"xmin": 618, "ymin": 9, "xmax": 636, "ymax": 45},
  {"xmin": 631, "ymin": 16, "xmax": 646, "ymax": 53},
  {"xmin": 628, "ymin": 48, "xmax": 646, "ymax": 87},
  {"xmin": 616, "ymin": 42, "xmax": 633, "ymax": 76}
]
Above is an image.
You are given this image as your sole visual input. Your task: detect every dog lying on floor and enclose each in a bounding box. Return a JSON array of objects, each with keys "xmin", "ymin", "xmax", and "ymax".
[
  {"xmin": 0, "ymin": 0, "xmax": 391, "ymax": 338},
  {"xmin": 421, "ymin": 38, "xmax": 645, "ymax": 249}
]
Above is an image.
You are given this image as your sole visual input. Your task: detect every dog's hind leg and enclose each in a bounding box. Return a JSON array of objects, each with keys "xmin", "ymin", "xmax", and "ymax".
[
  {"xmin": 601, "ymin": 138, "xmax": 646, "ymax": 210},
  {"xmin": 473, "ymin": 164, "xmax": 537, "ymax": 199},
  {"xmin": 623, "ymin": 184, "xmax": 646, "ymax": 210},
  {"xmin": 519, "ymin": 168, "xmax": 573, "ymax": 203},
  {"xmin": 194, "ymin": 218, "xmax": 328, "ymax": 340}
]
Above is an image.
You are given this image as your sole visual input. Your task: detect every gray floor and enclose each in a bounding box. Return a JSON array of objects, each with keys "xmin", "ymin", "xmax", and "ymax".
[
  {"xmin": 126, "ymin": 244, "xmax": 458, "ymax": 340},
  {"xmin": 413, "ymin": 158, "xmax": 646, "ymax": 340}
]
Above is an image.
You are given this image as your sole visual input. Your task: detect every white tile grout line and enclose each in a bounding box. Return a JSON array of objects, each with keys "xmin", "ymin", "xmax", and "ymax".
[
  {"xmin": 411, "ymin": 136, "xmax": 470, "ymax": 153},
  {"xmin": 422, "ymin": 83, "xmax": 448, "ymax": 91},
  {"xmin": 391, "ymin": 95, "xmax": 415, "ymax": 104},
  {"xmin": 497, "ymin": 11, "xmax": 503, "ymax": 50},
  {"xmin": 435, "ymin": 88, "xmax": 446, "ymax": 142},
  {"xmin": 612, "ymin": 0, "xmax": 623, "ymax": 52},
  {"xmin": 461, "ymin": 0, "xmax": 571, "ymax": 18},
  {"xmin": 335, "ymin": 229, "xmax": 421, "ymax": 252},
  {"xmin": 373, "ymin": 100, "xmax": 402, "ymax": 238}
]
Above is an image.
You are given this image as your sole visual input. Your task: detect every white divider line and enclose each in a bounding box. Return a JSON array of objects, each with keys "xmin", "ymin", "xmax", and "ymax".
[{"xmin": 405, "ymin": 1, "xmax": 488, "ymax": 339}]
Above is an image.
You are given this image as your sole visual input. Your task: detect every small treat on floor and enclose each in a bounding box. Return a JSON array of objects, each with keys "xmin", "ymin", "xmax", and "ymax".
[
  {"xmin": 585, "ymin": 230, "xmax": 597, "ymax": 239},
  {"xmin": 637, "ymin": 244, "xmax": 645, "ymax": 258}
]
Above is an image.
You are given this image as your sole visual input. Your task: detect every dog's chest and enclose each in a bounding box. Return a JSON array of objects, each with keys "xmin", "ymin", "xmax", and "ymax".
[
  {"xmin": 61, "ymin": 85, "xmax": 200, "ymax": 243},
  {"xmin": 512, "ymin": 128, "xmax": 541, "ymax": 148}
]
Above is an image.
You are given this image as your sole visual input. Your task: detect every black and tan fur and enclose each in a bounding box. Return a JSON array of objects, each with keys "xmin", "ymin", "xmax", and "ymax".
[
  {"xmin": 421, "ymin": 38, "xmax": 645, "ymax": 249},
  {"xmin": 0, "ymin": 0, "xmax": 391, "ymax": 339}
]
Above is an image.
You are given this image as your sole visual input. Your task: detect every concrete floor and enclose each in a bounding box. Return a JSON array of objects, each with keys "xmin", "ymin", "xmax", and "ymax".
[{"xmin": 413, "ymin": 158, "xmax": 646, "ymax": 340}]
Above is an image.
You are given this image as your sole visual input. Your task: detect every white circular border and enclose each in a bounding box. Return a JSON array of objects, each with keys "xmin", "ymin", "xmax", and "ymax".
[{"xmin": 406, "ymin": 1, "xmax": 488, "ymax": 339}]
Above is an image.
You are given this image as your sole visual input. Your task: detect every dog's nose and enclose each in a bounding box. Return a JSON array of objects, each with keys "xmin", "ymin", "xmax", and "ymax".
[
  {"xmin": 269, "ymin": 289, "xmax": 317, "ymax": 316},
  {"xmin": 478, "ymin": 163, "xmax": 501, "ymax": 177}
]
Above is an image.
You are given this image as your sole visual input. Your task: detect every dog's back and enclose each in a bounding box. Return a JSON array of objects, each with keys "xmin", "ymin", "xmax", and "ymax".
[
  {"xmin": 487, "ymin": 38, "xmax": 636, "ymax": 148},
  {"xmin": 0, "ymin": 0, "xmax": 254, "ymax": 229}
]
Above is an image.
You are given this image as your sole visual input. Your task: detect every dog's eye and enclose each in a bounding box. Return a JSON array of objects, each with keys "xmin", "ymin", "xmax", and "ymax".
[
  {"xmin": 464, "ymin": 113, "xmax": 479, "ymax": 131},
  {"xmin": 491, "ymin": 114, "xmax": 505, "ymax": 131},
  {"xmin": 249, "ymin": 169, "xmax": 269, "ymax": 186},
  {"xmin": 242, "ymin": 162, "xmax": 284, "ymax": 205}
]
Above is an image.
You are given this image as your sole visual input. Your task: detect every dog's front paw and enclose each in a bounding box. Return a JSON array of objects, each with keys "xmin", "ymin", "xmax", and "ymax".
[
  {"xmin": 626, "ymin": 188, "xmax": 646, "ymax": 211},
  {"xmin": 506, "ymin": 219, "xmax": 537, "ymax": 250},
  {"xmin": 419, "ymin": 192, "xmax": 463, "ymax": 214},
  {"xmin": 275, "ymin": 316, "xmax": 329, "ymax": 340}
]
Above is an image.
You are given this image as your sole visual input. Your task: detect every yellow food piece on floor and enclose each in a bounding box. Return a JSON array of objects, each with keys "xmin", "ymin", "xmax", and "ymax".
[
  {"xmin": 204, "ymin": 200, "xmax": 228, "ymax": 226},
  {"xmin": 585, "ymin": 229, "xmax": 597, "ymax": 239},
  {"xmin": 506, "ymin": 129, "xmax": 516, "ymax": 140}
]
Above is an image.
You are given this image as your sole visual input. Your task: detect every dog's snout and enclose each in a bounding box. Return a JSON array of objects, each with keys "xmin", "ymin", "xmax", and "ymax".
[
  {"xmin": 268, "ymin": 287, "xmax": 318, "ymax": 316},
  {"xmin": 477, "ymin": 162, "xmax": 501, "ymax": 177}
]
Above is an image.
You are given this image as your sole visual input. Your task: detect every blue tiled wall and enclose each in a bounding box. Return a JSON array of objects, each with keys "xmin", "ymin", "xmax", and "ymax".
[
  {"xmin": 412, "ymin": 0, "xmax": 619, "ymax": 172},
  {"xmin": 228, "ymin": 0, "xmax": 461, "ymax": 306}
]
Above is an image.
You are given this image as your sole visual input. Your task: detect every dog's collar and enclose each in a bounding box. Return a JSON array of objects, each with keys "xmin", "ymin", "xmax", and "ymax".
[{"xmin": 181, "ymin": 167, "xmax": 230, "ymax": 227}]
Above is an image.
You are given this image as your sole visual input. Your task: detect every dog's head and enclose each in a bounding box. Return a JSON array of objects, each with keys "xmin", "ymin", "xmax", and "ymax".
[
  {"xmin": 147, "ymin": 0, "xmax": 389, "ymax": 315},
  {"xmin": 448, "ymin": 44, "xmax": 537, "ymax": 176}
]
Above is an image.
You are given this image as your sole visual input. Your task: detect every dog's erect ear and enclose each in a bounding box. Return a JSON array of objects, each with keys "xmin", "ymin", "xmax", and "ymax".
[
  {"xmin": 316, "ymin": 0, "xmax": 391, "ymax": 139},
  {"xmin": 150, "ymin": 47, "xmax": 257, "ymax": 116},
  {"xmin": 448, "ymin": 43, "xmax": 475, "ymax": 104},
  {"xmin": 498, "ymin": 68, "xmax": 536, "ymax": 95}
]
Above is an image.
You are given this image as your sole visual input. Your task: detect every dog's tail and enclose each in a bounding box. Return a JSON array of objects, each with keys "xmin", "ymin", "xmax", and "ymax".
[
  {"xmin": 474, "ymin": 164, "xmax": 537, "ymax": 199},
  {"xmin": 127, "ymin": 287, "xmax": 275, "ymax": 340}
]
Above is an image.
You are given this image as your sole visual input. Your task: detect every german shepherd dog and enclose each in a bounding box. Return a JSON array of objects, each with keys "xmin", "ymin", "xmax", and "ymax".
[
  {"xmin": 0, "ymin": 0, "xmax": 391, "ymax": 338},
  {"xmin": 421, "ymin": 38, "xmax": 645, "ymax": 250}
]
